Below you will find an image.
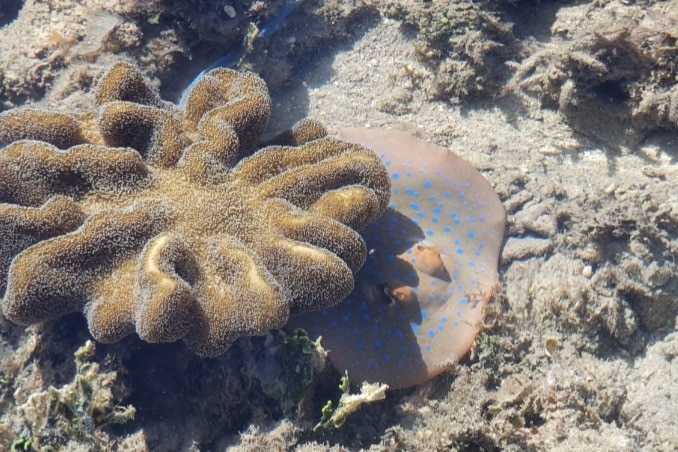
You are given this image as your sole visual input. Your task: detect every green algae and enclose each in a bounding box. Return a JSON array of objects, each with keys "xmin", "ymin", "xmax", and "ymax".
[
  {"xmin": 9, "ymin": 341, "xmax": 135, "ymax": 450},
  {"xmin": 259, "ymin": 329, "xmax": 321, "ymax": 414}
]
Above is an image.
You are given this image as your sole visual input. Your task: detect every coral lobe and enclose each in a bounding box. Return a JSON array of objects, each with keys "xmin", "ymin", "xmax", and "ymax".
[{"xmin": 0, "ymin": 62, "xmax": 390, "ymax": 357}]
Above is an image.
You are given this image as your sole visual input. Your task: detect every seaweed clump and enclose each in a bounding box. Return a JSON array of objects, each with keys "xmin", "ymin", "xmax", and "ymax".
[
  {"xmin": 0, "ymin": 61, "xmax": 390, "ymax": 357},
  {"xmin": 505, "ymin": 0, "xmax": 678, "ymax": 148},
  {"xmin": 382, "ymin": 0, "xmax": 515, "ymax": 102},
  {"xmin": 255, "ymin": 328, "xmax": 325, "ymax": 415},
  {"xmin": 1, "ymin": 341, "xmax": 134, "ymax": 451}
]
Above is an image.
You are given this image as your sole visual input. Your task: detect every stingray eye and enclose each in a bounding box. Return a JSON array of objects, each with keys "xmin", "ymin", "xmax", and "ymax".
[
  {"xmin": 412, "ymin": 243, "xmax": 449, "ymax": 280},
  {"xmin": 384, "ymin": 283, "xmax": 415, "ymax": 304},
  {"xmin": 414, "ymin": 243, "xmax": 439, "ymax": 258}
]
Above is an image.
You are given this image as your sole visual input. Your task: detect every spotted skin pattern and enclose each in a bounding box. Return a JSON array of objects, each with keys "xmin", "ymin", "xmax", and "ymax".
[{"xmin": 290, "ymin": 128, "xmax": 505, "ymax": 389}]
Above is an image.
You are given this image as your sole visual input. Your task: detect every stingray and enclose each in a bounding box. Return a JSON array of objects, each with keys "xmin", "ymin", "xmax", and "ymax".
[{"xmin": 289, "ymin": 128, "xmax": 506, "ymax": 389}]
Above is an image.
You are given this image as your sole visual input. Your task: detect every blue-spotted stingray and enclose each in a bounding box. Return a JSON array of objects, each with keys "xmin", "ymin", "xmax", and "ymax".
[{"xmin": 289, "ymin": 128, "xmax": 506, "ymax": 389}]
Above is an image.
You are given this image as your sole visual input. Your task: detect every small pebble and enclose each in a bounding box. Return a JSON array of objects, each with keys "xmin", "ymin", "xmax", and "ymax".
[
  {"xmin": 224, "ymin": 5, "xmax": 236, "ymax": 18},
  {"xmin": 582, "ymin": 265, "xmax": 593, "ymax": 278}
]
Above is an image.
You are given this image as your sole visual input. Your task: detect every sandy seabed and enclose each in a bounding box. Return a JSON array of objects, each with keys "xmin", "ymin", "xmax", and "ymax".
[{"xmin": 0, "ymin": 0, "xmax": 676, "ymax": 451}]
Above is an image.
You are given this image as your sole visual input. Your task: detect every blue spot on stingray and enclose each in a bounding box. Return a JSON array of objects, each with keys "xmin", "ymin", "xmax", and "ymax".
[
  {"xmin": 450, "ymin": 211, "xmax": 458, "ymax": 218},
  {"xmin": 423, "ymin": 181, "xmax": 432, "ymax": 188},
  {"xmin": 441, "ymin": 316, "xmax": 448, "ymax": 323},
  {"xmin": 410, "ymin": 202, "xmax": 420, "ymax": 210},
  {"xmin": 459, "ymin": 297, "xmax": 469, "ymax": 305},
  {"xmin": 454, "ymin": 219, "xmax": 462, "ymax": 225},
  {"xmin": 387, "ymin": 255, "xmax": 396, "ymax": 263},
  {"xmin": 475, "ymin": 250, "xmax": 481, "ymax": 257},
  {"xmin": 392, "ymin": 172, "xmax": 399, "ymax": 179},
  {"xmin": 468, "ymin": 231, "xmax": 476, "ymax": 239},
  {"xmin": 459, "ymin": 192, "xmax": 466, "ymax": 199},
  {"xmin": 470, "ymin": 261, "xmax": 476, "ymax": 267},
  {"xmin": 453, "ymin": 181, "xmax": 458, "ymax": 187},
  {"xmin": 453, "ymin": 320, "xmax": 460, "ymax": 327},
  {"xmin": 479, "ymin": 241, "xmax": 486, "ymax": 248},
  {"xmin": 406, "ymin": 188, "xmax": 419, "ymax": 197},
  {"xmin": 438, "ymin": 324, "xmax": 445, "ymax": 332},
  {"xmin": 457, "ymin": 284, "xmax": 465, "ymax": 291},
  {"xmin": 480, "ymin": 215, "xmax": 486, "ymax": 222},
  {"xmin": 432, "ymin": 217, "xmax": 439, "ymax": 223},
  {"xmin": 385, "ymin": 161, "xmax": 391, "ymax": 167},
  {"xmin": 428, "ymin": 329, "xmax": 436, "ymax": 339},
  {"xmin": 367, "ymin": 359, "xmax": 378, "ymax": 369},
  {"xmin": 429, "ymin": 195, "xmax": 437, "ymax": 202},
  {"xmin": 433, "ymin": 207, "xmax": 443, "ymax": 215},
  {"xmin": 417, "ymin": 212, "xmax": 426, "ymax": 218},
  {"xmin": 454, "ymin": 239, "xmax": 461, "ymax": 245},
  {"xmin": 425, "ymin": 345, "xmax": 432, "ymax": 352},
  {"xmin": 456, "ymin": 310, "xmax": 463, "ymax": 318},
  {"xmin": 411, "ymin": 323, "xmax": 421, "ymax": 334},
  {"xmin": 467, "ymin": 217, "xmax": 475, "ymax": 223},
  {"xmin": 444, "ymin": 191, "xmax": 452, "ymax": 198},
  {"xmin": 357, "ymin": 342, "xmax": 366, "ymax": 351},
  {"xmin": 426, "ymin": 230, "xmax": 435, "ymax": 236},
  {"xmin": 421, "ymin": 310, "xmax": 430, "ymax": 320},
  {"xmin": 362, "ymin": 313, "xmax": 371, "ymax": 322},
  {"xmin": 457, "ymin": 248, "xmax": 464, "ymax": 255},
  {"xmin": 395, "ymin": 329, "xmax": 405, "ymax": 340},
  {"xmin": 374, "ymin": 340, "xmax": 383, "ymax": 350},
  {"xmin": 444, "ymin": 226, "xmax": 452, "ymax": 233}
]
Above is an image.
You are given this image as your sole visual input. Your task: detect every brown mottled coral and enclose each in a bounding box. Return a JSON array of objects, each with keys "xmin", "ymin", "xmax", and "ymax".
[{"xmin": 0, "ymin": 62, "xmax": 390, "ymax": 356}]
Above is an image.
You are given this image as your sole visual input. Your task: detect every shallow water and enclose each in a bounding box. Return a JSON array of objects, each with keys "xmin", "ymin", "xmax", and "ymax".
[{"xmin": 0, "ymin": 0, "xmax": 676, "ymax": 450}]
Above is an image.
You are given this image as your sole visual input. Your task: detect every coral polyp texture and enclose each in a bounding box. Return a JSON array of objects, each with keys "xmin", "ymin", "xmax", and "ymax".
[
  {"xmin": 0, "ymin": 62, "xmax": 390, "ymax": 357},
  {"xmin": 291, "ymin": 129, "xmax": 505, "ymax": 389}
]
